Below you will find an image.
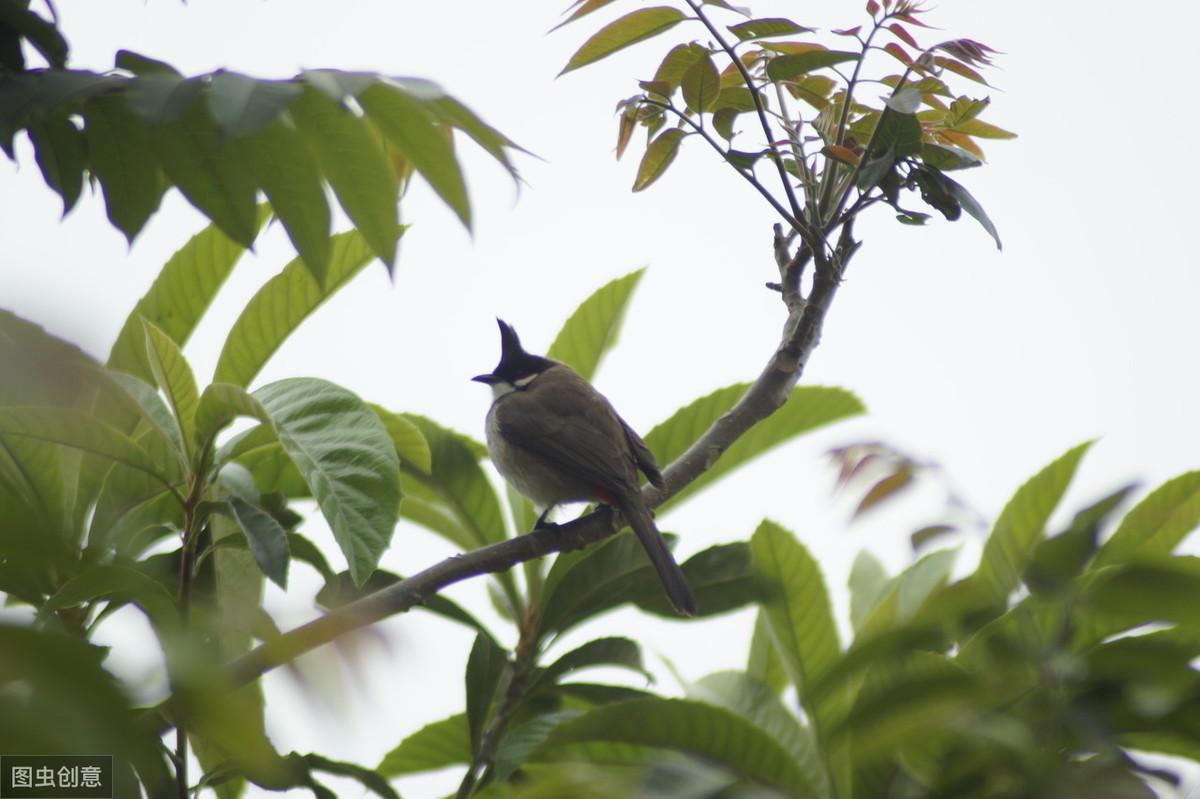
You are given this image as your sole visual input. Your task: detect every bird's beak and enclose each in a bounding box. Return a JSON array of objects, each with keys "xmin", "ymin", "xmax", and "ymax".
[{"xmin": 472, "ymin": 373, "xmax": 499, "ymax": 384}]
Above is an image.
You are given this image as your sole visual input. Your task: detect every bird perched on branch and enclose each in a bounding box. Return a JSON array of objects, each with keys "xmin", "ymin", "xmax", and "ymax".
[{"xmin": 473, "ymin": 319, "xmax": 696, "ymax": 616}]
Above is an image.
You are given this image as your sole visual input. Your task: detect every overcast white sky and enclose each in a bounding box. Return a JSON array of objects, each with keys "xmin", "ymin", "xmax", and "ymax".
[{"xmin": 3, "ymin": 1, "xmax": 1199, "ymax": 796}]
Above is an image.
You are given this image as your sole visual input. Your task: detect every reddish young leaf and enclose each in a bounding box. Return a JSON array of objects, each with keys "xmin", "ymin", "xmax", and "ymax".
[
  {"xmin": 832, "ymin": 26, "xmax": 862, "ymax": 37},
  {"xmin": 936, "ymin": 38, "xmax": 998, "ymax": 67},
  {"xmin": 895, "ymin": 12, "xmax": 937, "ymax": 29},
  {"xmin": 882, "ymin": 42, "xmax": 915, "ymax": 67},
  {"xmin": 866, "ymin": 0, "xmax": 880, "ymax": 17},
  {"xmin": 933, "ymin": 56, "xmax": 990, "ymax": 86},
  {"xmin": 855, "ymin": 469, "xmax": 913, "ymax": 517},
  {"xmin": 822, "ymin": 143, "xmax": 860, "ymax": 167},
  {"xmin": 560, "ymin": 7, "xmax": 687, "ymax": 76},
  {"xmin": 888, "ymin": 23, "xmax": 920, "ymax": 50}
]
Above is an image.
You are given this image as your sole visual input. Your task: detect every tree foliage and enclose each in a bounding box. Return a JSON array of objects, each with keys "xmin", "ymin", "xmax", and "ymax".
[{"xmin": 3, "ymin": 2, "xmax": 1195, "ymax": 799}]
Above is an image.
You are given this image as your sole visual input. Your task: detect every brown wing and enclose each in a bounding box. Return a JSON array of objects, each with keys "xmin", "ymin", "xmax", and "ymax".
[
  {"xmin": 493, "ymin": 365, "xmax": 641, "ymax": 498},
  {"xmin": 619, "ymin": 416, "xmax": 665, "ymax": 489}
]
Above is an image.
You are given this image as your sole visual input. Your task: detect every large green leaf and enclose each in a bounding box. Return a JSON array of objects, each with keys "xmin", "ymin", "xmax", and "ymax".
[
  {"xmin": 398, "ymin": 415, "xmax": 506, "ymax": 548},
  {"xmin": 1085, "ymin": 556, "xmax": 1200, "ymax": 628},
  {"xmin": 288, "ymin": 86, "xmax": 400, "ymax": 269},
  {"xmin": 211, "ymin": 230, "xmax": 379, "ymax": 389},
  {"xmin": 536, "ymin": 637, "xmax": 650, "ymax": 693},
  {"xmin": 538, "ymin": 698, "xmax": 815, "ymax": 795},
  {"xmin": 359, "ymin": 83, "xmax": 470, "ymax": 228},
  {"xmin": 197, "ymin": 380, "xmax": 400, "ymax": 584},
  {"xmin": 975, "ymin": 441, "xmax": 1092, "ymax": 600},
  {"xmin": 766, "ymin": 50, "xmax": 859, "ymax": 80},
  {"xmin": 635, "ymin": 541, "xmax": 759, "ymax": 618},
  {"xmin": 750, "ymin": 521, "xmax": 839, "ymax": 708},
  {"xmin": 368, "ymin": 404, "xmax": 432, "ymax": 475},
  {"xmin": 681, "ymin": 53, "xmax": 721, "ymax": 114},
  {"xmin": 141, "ymin": 319, "xmax": 199, "ymax": 463},
  {"xmin": 150, "ymin": 95, "xmax": 259, "ymax": 247},
  {"xmin": 35, "ymin": 562, "xmax": 178, "ymax": 634},
  {"xmin": 81, "ymin": 93, "xmax": 163, "ymax": 243},
  {"xmin": 28, "ymin": 111, "xmax": 85, "ymax": 215},
  {"xmin": 1095, "ymin": 472, "xmax": 1200, "ymax": 567},
  {"xmin": 645, "ymin": 385, "xmax": 863, "ymax": 514},
  {"xmin": 235, "ymin": 120, "xmax": 331, "ymax": 285},
  {"xmin": 96, "ymin": 369, "xmax": 185, "ymax": 469},
  {"xmin": 0, "ymin": 407, "xmax": 178, "ymax": 488},
  {"xmin": 689, "ymin": 671, "xmax": 827, "ymax": 799},
  {"xmin": 377, "ymin": 714, "xmax": 469, "ymax": 777},
  {"xmin": 107, "ymin": 208, "xmax": 270, "ymax": 383},
  {"xmin": 848, "ymin": 551, "xmax": 890, "ymax": 634},
  {"xmin": 559, "ymin": 7, "xmax": 687, "ymax": 75},
  {"xmin": 546, "ymin": 268, "xmax": 645, "ymax": 382}
]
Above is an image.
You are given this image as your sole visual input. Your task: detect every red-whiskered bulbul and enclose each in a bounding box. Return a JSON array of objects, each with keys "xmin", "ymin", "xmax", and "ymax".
[{"xmin": 472, "ymin": 319, "xmax": 697, "ymax": 617}]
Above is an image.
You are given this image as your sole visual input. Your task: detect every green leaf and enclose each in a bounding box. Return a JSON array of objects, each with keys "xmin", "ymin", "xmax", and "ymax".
[
  {"xmin": 206, "ymin": 71, "xmax": 301, "ymax": 138},
  {"xmin": 107, "ymin": 209, "xmax": 269, "ymax": 384},
  {"xmin": 0, "ymin": 407, "xmax": 176, "ymax": 487},
  {"xmin": 82, "ymin": 93, "xmax": 163, "ymax": 243},
  {"xmin": 750, "ymin": 521, "xmax": 839, "ymax": 709},
  {"xmin": 368, "ymin": 404, "xmax": 432, "ymax": 475},
  {"xmin": 377, "ymin": 713, "xmax": 469, "ymax": 777},
  {"xmin": 123, "ymin": 74, "xmax": 201, "ymax": 124},
  {"xmin": 681, "ymin": 53, "xmax": 721, "ymax": 114},
  {"xmin": 633, "ymin": 127, "xmax": 685, "ymax": 192},
  {"xmin": 559, "ymin": 7, "xmax": 688, "ymax": 76},
  {"xmin": 727, "ymin": 18, "xmax": 813, "ymax": 40},
  {"xmin": 149, "ymin": 94, "xmax": 259, "ymax": 247},
  {"xmin": 689, "ymin": 671, "xmax": 826, "ymax": 799},
  {"xmin": 225, "ymin": 496, "xmax": 290, "ymax": 589},
  {"xmin": 549, "ymin": 0, "xmax": 619, "ymax": 32},
  {"xmin": 1025, "ymin": 485, "xmax": 1136, "ymax": 595},
  {"xmin": 914, "ymin": 165, "xmax": 1002, "ymax": 250},
  {"xmin": 635, "ymin": 541, "xmax": 759, "ymax": 618},
  {"xmin": 645, "ymin": 385, "xmax": 863, "ymax": 514},
  {"xmin": 536, "ymin": 637, "xmax": 650, "ymax": 693},
  {"xmin": 493, "ymin": 711, "xmax": 581, "ymax": 782},
  {"xmin": 538, "ymin": 530, "xmax": 668, "ymax": 635},
  {"xmin": 252, "ymin": 379, "xmax": 400, "ymax": 584},
  {"xmin": 93, "ymin": 369, "xmax": 185, "ymax": 471},
  {"xmin": 359, "ymin": 82, "xmax": 470, "ymax": 228},
  {"xmin": 316, "ymin": 569, "xmax": 497, "ymax": 641},
  {"xmin": 848, "ymin": 550, "xmax": 889, "ymax": 634},
  {"xmin": 546, "ymin": 268, "xmax": 645, "ymax": 382},
  {"xmin": 212, "ymin": 230, "xmax": 378, "ymax": 389},
  {"xmin": 1096, "ymin": 472, "xmax": 1200, "ymax": 567},
  {"xmin": 1085, "ymin": 556, "xmax": 1200, "ymax": 628},
  {"xmin": 234, "ymin": 120, "xmax": 331, "ymax": 285},
  {"xmin": 747, "ymin": 610, "xmax": 789, "ymax": 694},
  {"xmin": 141, "ymin": 319, "xmax": 199, "ymax": 463},
  {"xmin": 28, "ymin": 112, "xmax": 85, "ymax": 215},
  {"xmin": 651, "ymin": 43, "xmax": 709, "ymax": 94},
  {"xmin": 975, "ymin": 441, "xmax": 1092, "ymax": 600},
  {"xmin": 921, "ymin": 142, "xmax": 982, "ymax": 171},
  {"xmin": 398, "ymin": 415, "xmax": 506, "ymax": 549},
  {"xmin": 466, "ymin": 632, "xmax": 508, "ymax": 756},
  {"xmin": 289, "ymin": 86, "xmax": 401, "ymax": 269},
  {"xmin": 195, "ymin": 384, "xmax": 272, "ymax": 456},
  {"xmin": 539, "ymin": 697, "xmax": 815, "ymax": 794},
  {"xmin": 36, "ymin": 562, "xmax": 178, "ymax": 634},
  {"xmin": 765, "ymin": 50, "xmax": 859, "ymax": 81}
]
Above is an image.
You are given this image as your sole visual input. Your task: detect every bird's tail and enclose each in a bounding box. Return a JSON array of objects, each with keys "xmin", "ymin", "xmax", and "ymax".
[{"xmin": 619, "ymin": 498, "xmax": 697, "ymax": 617}]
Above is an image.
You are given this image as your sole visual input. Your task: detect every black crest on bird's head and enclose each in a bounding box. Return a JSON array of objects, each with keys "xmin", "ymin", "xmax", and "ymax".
[{"xmin": 472, "ymin": 319, "xmax": 555, "ymax": 386}]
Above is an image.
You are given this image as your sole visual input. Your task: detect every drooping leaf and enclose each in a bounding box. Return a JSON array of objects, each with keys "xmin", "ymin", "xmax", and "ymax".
[
  {"xmin": 644, "ymin": 385, "xmax": 863, "ymax": 514},
  {"xmin": 547, "ymin": 268, "xmax": 645, "ymax": 382},
  {"xmin": 534, "ymin": 637, "xmax": 651, "ymax": 694},
  {"xmin": 206, "ymin": 71, "xmax": 301, "ymax": 138},
  {"xmin": 750, "ymin": 520, "xmax": 839, "ymax": 706},
  {"xmin": 288, "ymin": 85, "xmax": 401, "ymax": 269},
  {"xmin": 975, "ymin": 441, "xmax": 1093, "ymax": 600},
  {"xmin": 849, "ymin": 550, "xmax": 890, "ymax": 634},
  {"xmin": 377, "ymin": 713, "xmax": 469, "ymax": 778},
  {"xmin": 538, "ymin": 698, "xmax": 815, "ymax": 794},
  {"xmin": 635, "ymin": 542, "xmax": 759, "ymax": 618},
  {"xmin": 632, "ymin": 127, "xmax": 685, "ymax": 192},
  {"xmin": 559, "ymin": 7, "xmax": 688, "ymax": 76},
  {"xmin": 234, "ymin": 120, "xmax": 331, "ymax": 284},
  {"xmin": 28, "ymin": 112, "xmax": 85, "ymax": 215},
  {"xmin": 359, "ymin": 82, "xmax": 470, "ymax": 228},
  {"xmin": 1085, "ymin": 557, "xmax": 1200, "ymax": 630},
  {"xmin": 223, "ymin": 496, "xmax": 290, "ymax": 589},
  {"xmin": 1024, "ymin": 484, "xmax": 1136, "ymax": 595},
  {"xmin": 923, "ymin": 167, "xmax": 1002, "ymax": 249},
  {"xmin": 747, "ymin": 610, "xmax": 788, "ymax": 694},
  {"xmin": 652, "ymin": 43, "xmax": 709, "ymax": 93},
  {"xmin": 82, "ymin": 93, "xmax": 163, "ymax": 243},
  {"xmin": 212, "ymin": 230, "xmax": 378, "ymax": 389}
]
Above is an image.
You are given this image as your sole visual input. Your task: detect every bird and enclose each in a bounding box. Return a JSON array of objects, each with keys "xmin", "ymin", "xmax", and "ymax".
[{"xmin": 472, "ymin": 319, "xmax": 697, "ymax": 616}]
